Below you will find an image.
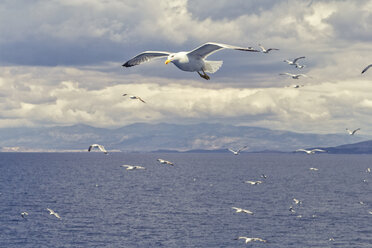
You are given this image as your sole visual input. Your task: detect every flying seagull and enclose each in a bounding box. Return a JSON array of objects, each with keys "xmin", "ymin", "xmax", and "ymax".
[
  {"xmin": 122, "ymin": 42, "xmax": 259, "ymax": 80},
  {"xmin": 346, "ymin": 128, "xmax": 360, "ymax": 135},
  {"xmin": 361, "ymin": 64, "xmax": 372, "ymax": 74},
  {"xmin": 367, "ymin": 168, "xmax": 371, "ymax": 173},
  {"xmin": 284, "ymin": 56, "xmax": 306, "ymax": 68},
  {"xmin": 245, "ymin": 180, "xmax": 262, "ymax": 185},
  {"xmin": 121, "ymin": 165, "xmax": 146, "ymax": 170},
  {"xmin": 286, "ymin": 84, "xmax": 304, "ymax": 88},
  {"xmin": 46, "ymin": 208, "xmax": 61, "ymax": 219},
  {"xmin": 236, "ymin": 237, "xmax": 267, "ymax": 244},
  {"xmin": 289, "ymin": 206, "xmax": 296, "ymax": 213},
  {"xmin": 232, "ymin": 207, "xmax": 254, "ymax": 215},
  {"xmin": 122, "ymin": 94, "xmax": 146, "ymax": 103},
  {"xmin": 296, "ymin": 149, "xmax": 326, "ymax": 154},
  {"xmin": 157, "ymin": 159, "xmax": 174, "ymax": 166},
  {"xmin": 293, "ymin": 198, "xmax": 302, "ymax": 205},
  {"xmin": 309, "ymin": 167, "xmax": 319, "ymax": 171},
  {"xmin": 228, "ymin": 145, "xmax": 248, "ymax": 155},
  {"xmin": 88, "ymin": 144, "xmax": 108, "ymax": 154},
  {"xmin": 280, "ymin": 72, "xmax": 308, "ymax": 79},
  {"xmin": 258, "ymin": 44, "xmax": 279, "ymax": 53},
  {"xmin": 21, "ymin": 212, "xmax": 29, "ymax": 219}
]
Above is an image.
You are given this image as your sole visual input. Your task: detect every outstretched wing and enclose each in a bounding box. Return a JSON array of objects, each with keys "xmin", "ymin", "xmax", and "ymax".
[
  {"xmin": 266, "ymin": 48, "xmax": 279, "ymax": 52},
  {"xmin": 295, "ymin": 149, "xmax": 307, "ymax": 152},
  {"xmin": 237, "ymin": 145, "xmax": 248, "ymax": 153},
  {"xmin": 312, "ymin": 149, "xmax": 326, "ymax": 152},
  {"xmin": 228, "ymin": 148, "xmax": 236, "ymax": 153},
  {"xmin": 361, "ymin": 64, "xmax": 372, "ymax": 74},
  {"xmin": 188, "ymin": 42, "xmax": 259, "ymax": 59},
  {"xmin": 293, "ymin": 56, "xmax": 305, "ymax": 63},
  {"xmin": 122, "ymin": 51, "xmax": 171, "ymax": 67},
  {"xmin": 352, "ymin": 128, "xmax": 360, "ymax": 134},
  {"xmin": 98, "ymin": 145, "xmax": 108, "ymax": 154}
]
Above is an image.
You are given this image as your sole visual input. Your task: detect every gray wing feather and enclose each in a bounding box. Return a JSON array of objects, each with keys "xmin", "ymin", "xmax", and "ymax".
[
  {"xmin": 188, "ymin": 42, "xmax": 259, "ymax": 59},
  {"xmin": 293, "ymin": 56, "xmax": 305, "ymax": 63},
  {"xmin": 361, "ymin": 64, "xmax": 372, "ymax": 74},
  {"xmin": 122, "ymin": 51, "xmax": 171, "ymax": 67}
]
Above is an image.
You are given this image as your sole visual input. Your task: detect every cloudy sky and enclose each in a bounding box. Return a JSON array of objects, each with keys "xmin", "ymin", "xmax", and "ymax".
[{"xmin": 1, "ymin": 0, "xmax": 372, "ymax": 134}]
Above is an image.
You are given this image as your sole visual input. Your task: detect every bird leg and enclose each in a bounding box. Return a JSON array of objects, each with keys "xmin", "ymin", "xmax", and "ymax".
[{"xmin": 197, "ymin": 70, "xmax": 210, "ymax": 80}]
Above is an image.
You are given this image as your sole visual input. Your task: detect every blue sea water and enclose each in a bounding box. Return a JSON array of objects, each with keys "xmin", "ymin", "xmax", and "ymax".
[{"xmin": 0, "ymin": 152, "xmax": 371, "ymax": 248}]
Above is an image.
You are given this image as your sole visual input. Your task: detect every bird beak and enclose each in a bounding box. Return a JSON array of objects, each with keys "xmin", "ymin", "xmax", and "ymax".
[{"xmin": 165, "ymin": 59, "xmax": 171, "ymax": 64}]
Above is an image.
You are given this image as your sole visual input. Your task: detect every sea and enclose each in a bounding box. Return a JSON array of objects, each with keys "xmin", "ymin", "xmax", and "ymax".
[{"xmin": 0, "ymin": 152, "xmax": 371, "ymax": 248}]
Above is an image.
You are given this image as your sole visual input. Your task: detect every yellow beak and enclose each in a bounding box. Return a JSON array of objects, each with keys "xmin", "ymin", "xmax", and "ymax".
[{"xmin": 165, "ymin": 59, "xmax": 171, "ymax": 64}]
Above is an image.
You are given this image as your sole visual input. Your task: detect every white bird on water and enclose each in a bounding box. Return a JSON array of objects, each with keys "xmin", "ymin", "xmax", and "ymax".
[
  {"xmin": 280, "ymin": 72, "xmax": 308, "ymax": 79},
  {"xmin": 361, "ymin": 64, "xmax": 372, "ymax": 74},
  {"xmin": 284, "ymin": 56, "xmax": 306, "ymax": 68},
  {"xmin": 121, "ymin": 165, "xmax": 146, "ymax": 170},
  {"xmin": 346, "ymin": 128, "xmax": 360, "ymax": 135},
  {"xmin": 122, "ymin": 94, "xmax": 146, "ymax": 103},
  {"xmin": 232, "ymin": 207, "xmax": 254, "ymax": 215},
  {"xmin": 122, "ymin": 42, "xmax": 259, "ymax": 80},
  {"xmin": 46, "ymin": 208, "xmax": 61, "ymax": 219},
  {"xmin": 228, "ymin": 146, "xmax": 247, "ymax": 155},
  {"xmin": 236, "ymin": 237, "xmax": 267, "ymax": 244},
  {"xmin": 157, "ymin": 159, "xmax": 174, "ymax": 166},
  {"xmin": 296, "ymin": 149, "xmax": 326, "ymax": 154},
  {"xmin": 88, "ymin": 144, "xmax": 108, "ymax": 154},
  {"xmin": 258, "ymin": 44, "xmax": 279, "ymax": 53}
]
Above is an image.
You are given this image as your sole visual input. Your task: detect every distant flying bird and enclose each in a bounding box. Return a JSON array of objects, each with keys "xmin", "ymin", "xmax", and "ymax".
[
  {"xmin": 286, "ymin": 84, "xmax": 304, "ymax": 88},
  {"xmin": 293, "ymin": 198, "xmax": 302, "ymax": 205},
  {"xmin": 367, "ymin": 168, "xmax": 371, "ymax": 173},
  {"xmin": 289, "ymin": 206, "xmax": 296, "ymax": 213},
  {"xmin": 122, "ymin": 42, "xmax": 259, "ymax": 80},
  {"xmin": 232, "ymin": 207, "xmax": 254, "ymax": 215},
  {"xmin": 121, "ymin": 165, "xmax": 146, "ymax": 170},
  {"xmin": 46, "ymin": 208, "xmax": 61, "ymax": 219},
  {"xmin": 361, "ymin": 64, "xmax": 372, "ymax": 74},
  {"xmin": 21, "ymin": 212, "xmax": 29, "ymax": 219},
  {"xmin": 284, "ymin": 56, "xmax": 306, "ymax": 68},
  {"xmin": 88, "ymin": 144, "xmax": 108, "ymax": 154},
  {"xmin": 245, "ymin": 180, "xmax": 262, "ymax": 185},
  {"xmin": 236, "ymin": 237, "xmax": 267, "ymax": 244},
  {"xmin": 258, "ymin": 44, "xmax": 279, "ymax": 53},
  {"xmin": 280, "ymin": 72, "xmax": 308, "ymax": 79},
  {"xmin": 122, "ymin": 94, "xmax": 146, "ymax": 103},
  {"xmin": 369, "ymin": 211, "xmax": 372, "ymax": 214},
  {"xmin": 296, "ymin": 149, "xmax": 326, "ymax": 154},
  {"xmin": 261, "ymin": 174, "xmax": 267, "ymax": 179},
  {"xmin": 228, "ymin": 146, "xmax": 248, "ymax": 155},
  {"xmin": 346, "ymin": 128, "xmax": 360, "ymax": 135},
  {"xmin": 157, "ymin": 159, "xmax": 174, "ymax": 166},
  {"xmin": 309, "ymin": 167, "xmax": 319, "ymax": 171}
]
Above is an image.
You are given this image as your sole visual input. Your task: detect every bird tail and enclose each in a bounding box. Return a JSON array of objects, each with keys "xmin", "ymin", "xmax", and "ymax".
[{"xmin": 204, "ymin": 60, "xmax": 223, "ymax": 73}]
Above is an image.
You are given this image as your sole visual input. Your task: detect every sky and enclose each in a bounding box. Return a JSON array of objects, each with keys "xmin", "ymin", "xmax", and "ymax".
[{"xmin": 1, "ymin": 0, "xmax": 372, "ymax": 134}]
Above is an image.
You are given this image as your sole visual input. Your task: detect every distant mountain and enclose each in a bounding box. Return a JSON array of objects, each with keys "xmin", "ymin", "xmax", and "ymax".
[
  {"xmin": 0, "ymin": 123, "xmax": 368, "ymax": 152},
  {"xmin": 324, "ymin": 140, "xmax": 372, "ymax": 154}
]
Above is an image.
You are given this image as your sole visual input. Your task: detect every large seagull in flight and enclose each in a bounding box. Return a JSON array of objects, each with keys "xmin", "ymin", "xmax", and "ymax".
[{"xmin": 122, "ymin": 42, "xmax": 259, "ymax": 80}]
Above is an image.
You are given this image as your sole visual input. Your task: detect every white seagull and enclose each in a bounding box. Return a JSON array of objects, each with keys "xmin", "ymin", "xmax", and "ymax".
[
  {"xmin": 361, "ymin": 64, "xmax": 372, "ymax": 74},
  {"xmin": 284, "ymin": 56, "xmax": 306, "ymax": 68},
  {"xmin": 280, "ymin": 72, "xmax": 308, "ymax": 79},
  {"xmin": 21, "ymin": 212, "xmax": 29, "ymax": 219},
  {"xmin": 46, "ymin": 208, "xmax": 61, "ymax": 219},
  {"xmin": 367, "ymin": 168, "xmax": 371, "ymax": 173},
  {"xmin": 228, "ymin": 146, "xmax": 248, "ymax": 155},
  {"xmin": 122, "ymin": 94, "xmax": 146, "ymax": 103},
  {"xmin": 258, "ymin": 44, "xmax": 279, "ymax": 53},
  {"xmin": 286, "ymin": 84, "xmax": 304, "ymax": 88},
  {"xmin": 245, "ymin": 180, "xmax": 262, "ymax": 185},
  {"xmin": 122, "ymin": 42, "xmax": 259, "ymax": 80},
  {"xmin": 309, "ymin": 167, "xmax": 319, "ymax": 171},
  {"xmin": 232, "ymin": 207, "xmax": 254, "ymax": 215},
  {"xmin": 293, "ymin": 198, "xmax": 302, "ymax": 205},
  {"xmin": 88, "ymin": 144, "xmax": 108, "ymax": 154},
  {"xmin": 236, "ymin": 237, "xmax": 267, "ymax": 244},
  {"xmin": 289, "ymin": 206, "xmax": 296, "ymax": 213},
  {"xmin": 296, "ymin": 149, "xmax": 326, "ymax": 154},
  {"xmin": 157, "ymin": 159, "xmax": 174, "ymax": 166},
  {"xmin": 346, "ymin": 128, "xmax": 360, "ymax": 135},
  {"xmin": 121, "ymin": 165, "xmax": 146, "ymax": 170}
]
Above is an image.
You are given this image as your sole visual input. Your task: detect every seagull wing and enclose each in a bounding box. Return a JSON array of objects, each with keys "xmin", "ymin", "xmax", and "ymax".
[
  {"xmin": 228, "ymin": 148, "xmax": 236, "ymax": 153},
  {"xmin": 312, "ymin": 149, "xmax": 326, "ymax": 152},
  {"xmin": 266, "ymin": 48, "xmax": 279, "ymax": 52},
  {"xmin": 122, "ymin": 51, "xmax": 171, "ymax": 67},
  {"xmin": 352, "ymin": 128, "xmax": 361, "ymax": 134},
  {"xmin": 296, "ymin": 149, "xmax": 307, "ymax": 152},
  {"xmin": 137, "ymin": 97, "xmax": 146, "ymax": 103},
  {"xmin": 188, "ymin": 42, "xmax": 259, "ymax": 59},
  {"xmin": 88, "ymin": 144, "xmax": 98, "ymax": 152},
  {"xmin": 237, "ymin": 146, "xmax": 248, "ymax": 153},
  {"xmin": 293, "ymin": 56, "xmax": 305, "ymax": 63},
  {"xmin": 361, "ymin": 64, "xmax": 372, "ymax": 74},
  {"xmin": 280, "ymin": 73, "xmax": 293, "ymax": 77},
  {"xmin": 97, "ymin": 145, "xmax": 108, "ymax": 154}
]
